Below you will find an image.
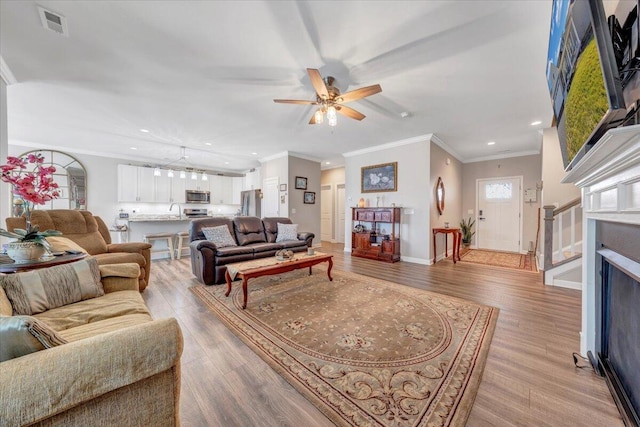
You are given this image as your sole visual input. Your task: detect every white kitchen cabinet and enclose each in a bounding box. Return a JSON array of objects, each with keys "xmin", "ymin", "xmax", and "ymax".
[
  {"xmin": 243, "ymin": 168, "xmax": 261, "ymax": 191},
  {"xmin": 184, "ymin": 174, "xmax": 209, "ymax": 191},
  {"xmin": 155, "ymin": 174, "xmax": 172, "ymax": 203},
  {"xmin": 171, "ymin": 177, "xmax": 186, "ymax": 203},
  {"xmin": 232, "ymin": 177, "xmax": 243, "ymax": 204},
  {"xmin": 117, "ymin": 165, "xmax": 156, "ymax": 202},
  {"xmin": 209, "ymin": 176, "xmax": 235, "ymax": 204},
  {"xmin": 137, "ymin": 167, "xmax": 155, "ymax": 202}
]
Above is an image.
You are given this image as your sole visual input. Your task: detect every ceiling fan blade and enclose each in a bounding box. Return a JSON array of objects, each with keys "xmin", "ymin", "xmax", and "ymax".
[
  {"xmin": 336, "ymin": 105, "xmax": 366, "ymax": 121},
  {"xmin": 337, "ymin": 84, "xmax": 382, "ymax": 103},
  {"xmin": 273, "ymin": 99, "xmax": 317, "ymax": 105},
  {"xmin": 307, "ymin": 68, "xmax": 329, "ymax": 99}
]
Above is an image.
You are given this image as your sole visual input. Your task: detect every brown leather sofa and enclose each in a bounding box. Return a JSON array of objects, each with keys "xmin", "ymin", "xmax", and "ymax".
[
  {"xmin": 189, "ymin": 216, "xmax": 314, "ymax": 285},
  {"xmin": 5, "ymin": 210, "xmax": 152, "ymax": 291}
]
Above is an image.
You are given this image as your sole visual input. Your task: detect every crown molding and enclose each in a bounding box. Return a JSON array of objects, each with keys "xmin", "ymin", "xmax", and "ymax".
[
  {"xmin": 430, "ymin": 134, "xmax": 464, "ymax": 162},
  {"xmin": 259, "ymin": 150, "xmax": 321, "ymax": 164},
  {"xmin": 342, "ymin": 133, "xmax": 433, "ymax": 158},
  {"xmin": 0, "ymin": 56, "xmax": 17, "ymax": 85},
  {"xmin": 259, "ymin": 151, "xmax": 289, "ymax": 163},
  {"xmin": 464, "ymin": 149, "xmax": 541, "ymax": 164}
]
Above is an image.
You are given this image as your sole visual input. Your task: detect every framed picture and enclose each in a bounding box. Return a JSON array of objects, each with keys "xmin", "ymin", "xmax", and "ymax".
[
  {"xmin": 295, "ymin": 176, "xmax": 307, "ymax": 190},
  {"xmin": 361, "ymin": 162, "xmax": 397, "ymax": 193},
  {"xmin": 303, "ymin": 191, "xmax": 316, "ymax": 204},
  {"xmin": 279, "ymin": 183, "xmax": 287, "ymax": 191}
]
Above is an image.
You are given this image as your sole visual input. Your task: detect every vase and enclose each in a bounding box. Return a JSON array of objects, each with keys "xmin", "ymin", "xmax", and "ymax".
[{"xmin": 6, "ymin": 241, "xmax": 47, "ymax": 263}]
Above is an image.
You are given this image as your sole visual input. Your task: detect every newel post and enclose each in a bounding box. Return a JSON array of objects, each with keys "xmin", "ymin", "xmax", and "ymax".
[{"xmin": 543, "ymin": 205, "xmax": 556, "ymax": 271}]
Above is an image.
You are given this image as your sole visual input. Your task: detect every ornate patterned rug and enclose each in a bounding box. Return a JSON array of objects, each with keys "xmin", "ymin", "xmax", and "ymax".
[
  {"xmin": 457, "ymin": 249, "xmax": 539, "ymax": 273},
  {"xmin": 191, "ymin": 269, "xmax": 499, "ymax": 426}
]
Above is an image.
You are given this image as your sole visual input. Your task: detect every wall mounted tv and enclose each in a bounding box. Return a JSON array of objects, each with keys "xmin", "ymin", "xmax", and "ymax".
[{"xmin": 547, "ymin": 0, "xmax": 639, "ymax": 171}]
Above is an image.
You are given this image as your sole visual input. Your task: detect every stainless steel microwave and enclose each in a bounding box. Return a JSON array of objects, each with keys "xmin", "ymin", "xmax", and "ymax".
[{"xmin": 185, "ymin": 190, "xmax": 210, "ymax": 204}]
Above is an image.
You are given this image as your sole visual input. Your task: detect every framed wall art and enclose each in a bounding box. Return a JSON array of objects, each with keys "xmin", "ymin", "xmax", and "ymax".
[
  {"xmin": 361, "ymin": 162, "xmax": 397, "ymax": 193},
  {"xmin": 303, "ymin": 191, "xmax": 316, "ymax": 204},
  {"xmin": 295, "ymin": 176, "xmax": 308, "ymax": 190}
]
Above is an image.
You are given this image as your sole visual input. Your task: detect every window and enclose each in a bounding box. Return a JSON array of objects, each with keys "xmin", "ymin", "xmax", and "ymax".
[{"xmin": 485, "ymin": 182, "xmax": 512, "ymax": 199}]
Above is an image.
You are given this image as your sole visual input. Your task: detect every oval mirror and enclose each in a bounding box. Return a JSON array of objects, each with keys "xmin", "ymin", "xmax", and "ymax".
[
  {"xmin": 436, "ymin": 176, "xmax": 445, "ymax": 215},
  {"xmin": 18, "ymin": 150, "xmax": 87, "ymax": 211}
]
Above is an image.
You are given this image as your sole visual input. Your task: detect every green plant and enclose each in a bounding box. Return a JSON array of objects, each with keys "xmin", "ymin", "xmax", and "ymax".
[{"xmin": 459, "ymin": 217, "xmax": 475, "ymax": 243}]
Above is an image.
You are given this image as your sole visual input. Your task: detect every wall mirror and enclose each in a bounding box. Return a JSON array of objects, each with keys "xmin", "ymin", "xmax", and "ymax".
[
  {"xmin": 436, "ymin": 176, "xmax": 445, "ymax": 215},
  {"xmin": 18, "ymin": 150, "xmax": 87, "ymax": 211}
]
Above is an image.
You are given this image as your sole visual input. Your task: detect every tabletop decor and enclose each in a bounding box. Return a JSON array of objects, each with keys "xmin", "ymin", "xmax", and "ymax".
[{"xmin": 0, "ymin": 153, "xmax": 62, "ymax": 261}]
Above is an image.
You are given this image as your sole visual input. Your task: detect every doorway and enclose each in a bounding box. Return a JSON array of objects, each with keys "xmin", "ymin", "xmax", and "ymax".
[
  {"xmin": 321, "ymin": 185, "xmax": 333, "ymax": 242},
  {"xmin": 262, "ymin": 177, "xmax": 280, "ymax": 217},
  {"xmin": 336, "ymin": 184, "xmax": 346, "ymax": 243},
  {"xmin": 476, "ymin": 176, "xmax": 522, "ymax": 253}
]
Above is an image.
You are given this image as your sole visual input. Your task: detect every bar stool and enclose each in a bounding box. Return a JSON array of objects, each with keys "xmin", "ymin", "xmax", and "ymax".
[
  {"xmin": 175, "ymin": 231, "xmax": 190, "ymax": 260},
  {"xmin": 144, "ymin": 232, "xmax": 175, "ymax": 260}
]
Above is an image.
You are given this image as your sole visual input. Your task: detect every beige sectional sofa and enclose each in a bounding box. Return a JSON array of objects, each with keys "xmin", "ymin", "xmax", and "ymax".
[{"xmin": 0, "ymin": 263, "xmax": 183, "ymax": 427}]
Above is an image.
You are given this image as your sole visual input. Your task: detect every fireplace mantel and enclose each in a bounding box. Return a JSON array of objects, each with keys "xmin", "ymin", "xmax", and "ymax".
[{"xmin": 561, "ymin": 124, "xmax": 640, "ymax": 356}]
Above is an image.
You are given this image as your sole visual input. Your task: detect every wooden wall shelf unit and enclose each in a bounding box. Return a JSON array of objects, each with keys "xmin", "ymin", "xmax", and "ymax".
[{"xmin": 351, "ymin": 207, "xmax": 401, "ymax": 263}]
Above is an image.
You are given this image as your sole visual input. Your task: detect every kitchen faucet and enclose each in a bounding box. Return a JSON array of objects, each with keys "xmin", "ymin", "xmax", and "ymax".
[{"xmin": 169, "ymin": 203, "xmax": 182, "ymax": 219}]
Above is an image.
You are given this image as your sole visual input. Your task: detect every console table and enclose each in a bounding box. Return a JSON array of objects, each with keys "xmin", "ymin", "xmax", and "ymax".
[{"xmin": 432, "ymin": 228, "xmax": 461, "ymax": 264}]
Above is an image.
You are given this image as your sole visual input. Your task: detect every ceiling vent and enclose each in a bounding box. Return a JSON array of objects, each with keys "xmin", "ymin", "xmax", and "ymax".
[{"xmin": 38, "ymin": 6, "xmax": 69, "ymax": 36}]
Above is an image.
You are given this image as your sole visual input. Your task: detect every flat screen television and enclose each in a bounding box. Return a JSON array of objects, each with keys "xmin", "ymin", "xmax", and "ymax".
[{"xmin": 547, "ymin": 0, "xmax": 639, "ymax": 170}]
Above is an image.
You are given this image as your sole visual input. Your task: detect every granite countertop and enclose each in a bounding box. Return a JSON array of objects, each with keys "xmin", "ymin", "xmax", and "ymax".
[{"xmin": 128, "ymin": 216, "xmax": 192, "ymax": 222}]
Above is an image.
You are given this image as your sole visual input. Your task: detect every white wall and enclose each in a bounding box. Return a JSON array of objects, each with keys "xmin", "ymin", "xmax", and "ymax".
[{"xmin": 344, "ymin": 137, "xmax": 431, "ymax": 263}]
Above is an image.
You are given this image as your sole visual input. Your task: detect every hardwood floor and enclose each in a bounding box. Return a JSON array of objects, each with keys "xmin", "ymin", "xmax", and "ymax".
[{"xmin": 143, "ymin": 243, "xmax": 624, "ymax": 426}]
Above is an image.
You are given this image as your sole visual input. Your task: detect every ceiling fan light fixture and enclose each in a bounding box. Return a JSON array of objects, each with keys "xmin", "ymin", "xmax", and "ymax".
[
  {"xmin": 327, "ymin": 106, "xmax": 337, "ymax": 126},
  {"xmin": 167, "ymin": 169, "xmax": 174, "ymax": 178},
  {"xmin": 179, "ymin": 170, "xmax": 186, "ymax": 179},
  {"xmin": 314, "ymin": 109, "xmax": 324, "ymax": 124}
]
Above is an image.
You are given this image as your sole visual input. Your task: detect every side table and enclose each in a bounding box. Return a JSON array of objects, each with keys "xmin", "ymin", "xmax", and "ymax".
[
  {"xmin": 0, "ymin": 253, "xmax": 87, "ymax": 274},
  {"xmin": 432, "ymin": 228, "xmax": 461, "ymax": 264}
]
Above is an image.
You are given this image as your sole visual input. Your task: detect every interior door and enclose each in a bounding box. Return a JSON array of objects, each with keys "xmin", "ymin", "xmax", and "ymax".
[
  {"xmin": 321, "ymin": 185, "xmax": 333, "ymax": 242},
  {"xmin": 262, "ymin": 177, "xmax": 279, "ymax": 217},
  {"xmin": 336, "ymin": 184, "xmax": 346, "ymax": 243},
  {"xmin": 477, "ymin": 177, "xmax": 522, "ymax": 252}
]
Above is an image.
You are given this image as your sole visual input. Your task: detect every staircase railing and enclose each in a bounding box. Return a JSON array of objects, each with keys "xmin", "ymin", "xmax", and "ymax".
[{"xmin": 543, "ymin": 197, "xmax": 582, "ymax": 272}]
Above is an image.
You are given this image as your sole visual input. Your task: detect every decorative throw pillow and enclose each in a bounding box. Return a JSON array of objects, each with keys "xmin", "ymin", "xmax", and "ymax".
[
  {"xmin": 276, "ymin": 223, "xmax": 299, "ymax": 242},
  {"xmin": 202, "ymin": 225, "xmax": 238, "ymax": 248},
  {"xmin": 0, "ymin": 315, "xmax": 68, "ymax": 362},
  {"xmin": 45, "ymin": 236, "xmax": 87, "ymax": 253},
  {"xmin": 0, "ymin": 257, "xmax": 104, "ymax": 316}
]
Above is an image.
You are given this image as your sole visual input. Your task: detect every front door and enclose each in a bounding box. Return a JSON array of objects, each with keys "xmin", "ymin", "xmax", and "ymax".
[
  {"xmin": 476, "ymin": 177, "xmax": 522, "ymax": 252},
  {"xmin": 262, "ymin": 177, "xmax": 279, "ymax": 217}
]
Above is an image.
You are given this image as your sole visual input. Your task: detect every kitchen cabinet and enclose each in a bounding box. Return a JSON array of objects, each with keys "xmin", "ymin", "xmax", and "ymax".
[
  {"xmin": 118, "ymin": 165, "xmax": 155, "ymax": 202},
  {"xmin": 209, "ymin": 175, "xmax": 236, "ymax": 204},
  {"xmin": 351, "ymin": 207, "xmax": 401, "ymax": 263},
  {"xmin": 184, "ymin": 174, "xmax": 209, "ymax": 191},
  {"xmin": 232, "ymin": 177, "xmax": 243, "ymax": 204},
  {"xmin": 171, "ymin": 177, "xmax": 186, "ymax": 203}
]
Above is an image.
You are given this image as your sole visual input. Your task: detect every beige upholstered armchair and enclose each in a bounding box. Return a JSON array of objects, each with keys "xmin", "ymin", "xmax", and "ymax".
[{"xmin": 5, "ymin": 210, "xmax": 152, "ymax": 291}]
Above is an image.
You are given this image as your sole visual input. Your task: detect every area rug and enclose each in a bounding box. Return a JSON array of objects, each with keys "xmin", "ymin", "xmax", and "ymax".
[
  {"xmin": 190, "ymin": 268, "xmax": 499, "ymax": 427},
  {"xmin": 457, "ymin": 249, "xmax": 538, "ymax": 273}
]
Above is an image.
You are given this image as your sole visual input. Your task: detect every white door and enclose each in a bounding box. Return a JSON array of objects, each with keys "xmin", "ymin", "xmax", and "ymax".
[
  {"xmin": 336, "ymin": 184, "xmax": 346, "ymax": 243},
  {"xmin": 321, "ymin": 185, "xmax": 333, "ymax": 242},
  {"xmin": 262, "ymin": 177, "xmax": 279, "ymax": 217},
  {"xmin": 476, "ymin": 177, "xmax": 522, "ymax": 252}
]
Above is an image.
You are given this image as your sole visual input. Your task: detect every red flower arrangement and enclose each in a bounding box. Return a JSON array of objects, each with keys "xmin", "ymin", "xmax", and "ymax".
[{"xmin": 0, "ymin": 153, "xmax": 62, "ymax": 247}]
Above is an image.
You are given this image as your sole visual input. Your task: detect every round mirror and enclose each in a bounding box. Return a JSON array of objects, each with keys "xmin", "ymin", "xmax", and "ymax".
[
  {"xmin": 17, "ymin": 150, "xmax": 87, "ymax": 211},
  {"xmin": 436, "ymin": 176, "xmax": 445, "ymax": 215}
]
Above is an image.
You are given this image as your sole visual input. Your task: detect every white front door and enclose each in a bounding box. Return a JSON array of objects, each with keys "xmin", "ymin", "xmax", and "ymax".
[
  {"xmin": 321, "ymin": 185, "xmax": 333, "ymax": 242},
  {"xmin": 476, "ymin": 177, "xmax": 522, "ymax": 252},
  {"xmin": 336, "ymin": 184, "xmax": 346, "ymax": 243},
  {"xmin": 262, "ymin": 177, "xmax": 279, "ymax": 217}
]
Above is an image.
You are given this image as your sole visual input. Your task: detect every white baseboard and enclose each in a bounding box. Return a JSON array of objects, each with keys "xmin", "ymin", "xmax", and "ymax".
[
  {"xmin": 551, "ymin": 279, "xmax": 582, "ymax": 290},
  {"xmin": 401, "ymin": 256, "xmax": 430, "ymax": 265}
]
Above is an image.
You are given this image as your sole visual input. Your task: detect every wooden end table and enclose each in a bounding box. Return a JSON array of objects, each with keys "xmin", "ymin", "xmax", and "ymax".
[
  {"xmin": 0, "ymin": 253, "xmax": 88, "ymax": 274},
  {"xmin": 432, "ymin": 228, "xmax": 461, "ymax": 264},
  {"xmin": 225, "ymin": 252, "xmax": 333, "ymax": 309}
]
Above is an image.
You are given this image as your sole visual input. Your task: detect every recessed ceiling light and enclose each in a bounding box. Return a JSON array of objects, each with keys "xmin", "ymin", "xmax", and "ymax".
[
  {"xmin": 487, "ymin": 141, "xmax": 496, "ymax": 146},
  {"xmin": 326, "ymin": 161, "xmax": 331, "ymax": 165},
  {"xmin": 400, "ymin": 111, "xmax": 410, "ymax": 118},
  {"xmin": 130, "ymin": 147, "xmax": 138, "ymax": 150},
  {"xmin": 205, "ymin": 142, "xmax": 212, "ymax": 146},
  {"xmin": 139, "ymin": 129, "xmax": 149, "ymax": 133},
  {"xmin": 252, "ymin": 152, "xmax": 258, "ymax": 155},
  {"xmin": 224, "ymin": 162, "xmax": 229, "ymax": 165},
  {"xmin": 530, "ymin": 120, "xmax": 542, "ymax": 126}
]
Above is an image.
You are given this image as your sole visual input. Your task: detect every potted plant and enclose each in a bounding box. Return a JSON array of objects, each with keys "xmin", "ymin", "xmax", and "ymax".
[
  {"xmin": 0, "ymin": 153, "xmax": 62, "ymax": 261},
  {"xmin": 459, "ymin": 217, "xmax": 475, "ymax": 246}
]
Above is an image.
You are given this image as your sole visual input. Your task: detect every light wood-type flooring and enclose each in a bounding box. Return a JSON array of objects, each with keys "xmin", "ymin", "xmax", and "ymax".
[{"xmin": 143, "ymin": 242, "xmax": 624, "ymax": 426}]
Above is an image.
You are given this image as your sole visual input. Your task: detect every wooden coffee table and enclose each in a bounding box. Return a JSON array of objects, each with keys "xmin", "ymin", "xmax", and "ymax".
[{"xmin": 225, "ymin": 252, "xmax": 333, "ymax": 309}]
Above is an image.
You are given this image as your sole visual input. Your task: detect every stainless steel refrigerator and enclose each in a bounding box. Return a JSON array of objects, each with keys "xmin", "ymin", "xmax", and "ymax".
[{"xmin": 240, "ymin": 190, "xmax": 261, "ymax": 217}]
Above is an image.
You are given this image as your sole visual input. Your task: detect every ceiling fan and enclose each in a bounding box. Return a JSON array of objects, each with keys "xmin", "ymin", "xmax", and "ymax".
[{"xmin": 274, "ymin": 68, "xmax": 382, "ymax": 126}]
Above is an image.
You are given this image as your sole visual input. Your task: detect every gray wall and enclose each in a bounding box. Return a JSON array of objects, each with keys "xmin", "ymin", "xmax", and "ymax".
[
  {"xmin": 288, "ymin": 156, "xmax": 321, "ymax": 247},
  {"xmin": 430, "ymin": 143, "xmax": 463, "ymax": 260},
  {"xmin": 462, "ymin": 154, "xmax": 542, "ymax": 252}
]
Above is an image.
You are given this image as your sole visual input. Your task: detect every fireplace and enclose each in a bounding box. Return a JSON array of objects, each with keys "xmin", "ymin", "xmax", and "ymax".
[
  {"xmin": 561, "ymin": 124, "xmax": 640, "ymax": 426},
  {"xmin": 593, "ymin": 221, "xmax": 640, "ymax": 426}
]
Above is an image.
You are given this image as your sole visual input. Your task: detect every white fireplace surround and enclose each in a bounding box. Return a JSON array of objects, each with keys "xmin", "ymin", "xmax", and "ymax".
[{"xmin": 562, "ymin": 124, "xmax": 640, "ymax": 356}]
